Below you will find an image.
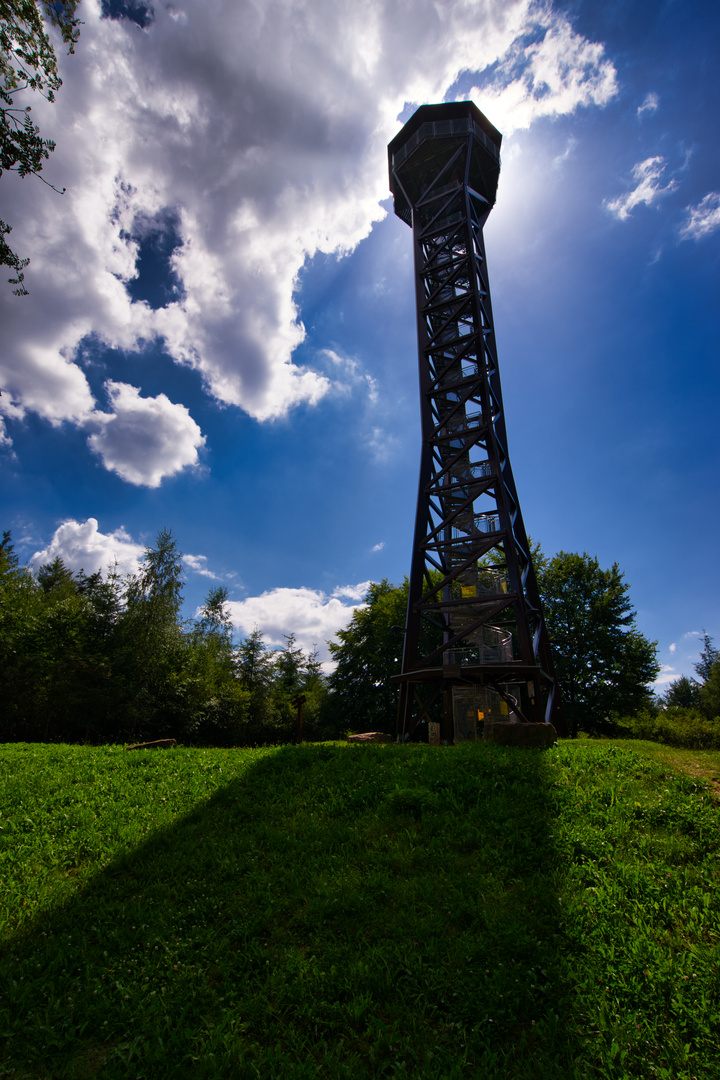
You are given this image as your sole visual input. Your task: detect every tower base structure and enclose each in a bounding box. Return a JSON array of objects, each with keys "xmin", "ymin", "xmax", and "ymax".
[{"xmin": 388, "ymin": 102, "xmax": 566, "ymax": 742}]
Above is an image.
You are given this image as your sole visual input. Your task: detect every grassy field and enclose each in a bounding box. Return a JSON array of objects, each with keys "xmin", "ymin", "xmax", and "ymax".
[
  {"xmin": 604, "ymin": 739, "xmax": 720, "ymax": 796},
  {"xmin": 1, "ymin": 739, "xmax": 718, "ymax": 1079}
]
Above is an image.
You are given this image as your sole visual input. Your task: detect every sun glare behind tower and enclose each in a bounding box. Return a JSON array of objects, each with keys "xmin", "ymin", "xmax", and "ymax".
[{"xmin": 389, "ymin": 101, "xmax": 565, "ymax": 742}]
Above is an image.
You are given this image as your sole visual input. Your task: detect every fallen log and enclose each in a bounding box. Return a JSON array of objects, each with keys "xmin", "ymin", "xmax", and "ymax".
[
  {"xmin": 347, "ymin": 732, "xmax": 393, "ymax": 744},
  {"xmin": 125, "ymin": 738, "xmax": 177, "ymax": 751}
]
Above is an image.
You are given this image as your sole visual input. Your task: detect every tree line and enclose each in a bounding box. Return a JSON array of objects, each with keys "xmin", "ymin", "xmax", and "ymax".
[
  {"xmin": 3, "ymin": 527, "xmax": 716, "ymax": 745},
  {"xmin": 0, "ymin": 529, "xmax": 334, "ymax": 746}
]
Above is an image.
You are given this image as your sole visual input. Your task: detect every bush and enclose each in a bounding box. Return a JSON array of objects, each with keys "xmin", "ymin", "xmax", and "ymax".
[{"xmin": 617, "ymin": 707, "xmax": 720, "ymax": 749}]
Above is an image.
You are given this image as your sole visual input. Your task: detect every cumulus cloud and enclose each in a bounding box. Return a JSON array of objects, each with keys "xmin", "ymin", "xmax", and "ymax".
[
  {"xmin": 86, "ymin": 381, "xmax": 206, "ymax": 487},
  {"xmin": 605, "ymin": 157, "xmax": 678, "ymax": 221},
  {"xmin": 653, "ymin": 664, "xmax": 677, "ymax": 687},
  {"xmin": 0, "ymin": 0, "xmax": 617, "ymax": 471},
  {"xmin": 472, "ymin": 8, "xmax": 617, "ymax": 134},
  {"xmin": 227, "ymin": 584, "xmax": 367, "ymax": 664},
  {"xmin": 333, "ymin": 582, "xmax": 372, "ymax": 602},
  {"xmin": 371, "ymin": 542, "xmax": 385, "ymax": 553},
  {"xmin": 31, "ymin": 517, "xmax": 145, "ymax": 577},
  {"xmin": 680, "ymin": 192, "xmax": 720, "ymax": 240}
]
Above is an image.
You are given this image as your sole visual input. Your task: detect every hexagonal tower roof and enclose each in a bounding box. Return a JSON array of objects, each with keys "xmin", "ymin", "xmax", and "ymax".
[{"xmin": 388, "ymin": 101, "xmax": 502, "ymax": 226}]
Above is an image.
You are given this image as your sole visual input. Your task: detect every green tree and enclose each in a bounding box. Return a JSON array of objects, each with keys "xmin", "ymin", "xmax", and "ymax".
[
  {"xmin": 134, "ymin": 527, "xmax": 183, "ymax": 627},
  {"xmin": 181, "ymin": 585, "xmax": 250, "ymax": 745},
  {"xmin": 536, "ymin": 551, "xmax": 659, "ymax": 736},
  {"xmin": 267, "ymin": 634, "xmax": 329, "ymax": 743},
  {"xmin": 36, "ymin": 554, "xmax": 76, "ymax": 596},
  {"xmin": 236, "ymin": 627, "xmax": 273, "ymax": 693},
  {"xmin": 694, "ymin": 632, "xmax": 720, "ymax": 684},
  {"xmin": 302, "ymin": 646, "xmax": 324, "ymax": 693},
  {"xmin": 0, "ymin": 538, "xmax": 125, "ymax": 741},
  {"xmin": 664, "ymin": 674, "xmax": 701, "ymax": 710},
  {"xmin": 694, "ymin": 634, "xmax": 720, "ymax": 721},
  {"xmin": 272, "ymin": 633, "xmax": 306, "ymax": 695},
  {"xmin": 196, "ymin": 584, "xmax": 232, "ymax": 642},
  {"xmin": 327, "ymin": 579, "xmax": 409, "ymax": 736},
  {"xmin": 656, "ymin": 635, "xmax": 718, "ymax": 718},
  {"xmin": 699, "ymin": 666, "xmax": 720, "ymax": 722},
  {"xmin": 235, "ymin": 627, "xmax": 281, "ymax": 742},
  {"xmin": 0, "ymin": 530, "xmax": 41, "ymax": 737},
  {"xmin": 113, "ymin": 528, "xmax": 186, "ymax": 740},
  {"xmin": 1, "ymin": 0, "xmax": 81, "ymax": 292}
]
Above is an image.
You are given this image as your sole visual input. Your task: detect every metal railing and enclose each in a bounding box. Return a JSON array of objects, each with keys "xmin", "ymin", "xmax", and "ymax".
[
  {"xmin": 451, "ymin": 569, "xmax": 508, "ymax": 599},
  {"xmin": 451, "ymin": 513, "xmax": 500, "ymax": 539},
  {"xmin": 391, "ymin": 118, "xmax": 500, "ymax": 173}
]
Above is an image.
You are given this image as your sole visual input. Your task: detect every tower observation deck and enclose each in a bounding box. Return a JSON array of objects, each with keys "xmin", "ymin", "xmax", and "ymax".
[{"xmin": 389, "ymin": 101, "xmax": 565, "ymax": 741}]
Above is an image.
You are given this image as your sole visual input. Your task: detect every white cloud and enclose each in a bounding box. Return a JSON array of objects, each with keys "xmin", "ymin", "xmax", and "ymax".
[
  {"xmin": 551, "ymin": 137, "xmax": 576, "ymax": 168},
  {"xmin": 227, "ymin": 584, "xmax": 367, "ymax": 663},
  {"xmin": 472, "ymin": 8, "xmax": 617, "ymax": 135},
  {"xmin": 367, "ymin": 425, "xmax": 403, "ymax": 464},
  {"xmin": 31, "ymin": 518, "xmax": 145, "ymax": 578},
  {"xmin": 0, "ymin": 342, "xmax": 96, "ymax": 430},
  {"xmin": 652, "ymin": 631, "xmax": 709, "ymax": 689},
  {"xmin": 333, "ymin": 582, "xmax": 372, "ymax": 601},
  {"xmin": 0, "ymin": 0, "xmax": 617, "ymax": 463},
  {"xmin": 371, "ymin": 541, "xmax": 385, "ymax": 553},
  {"xmin": 86, "ymin": 381, "xmax": 205, "ymax": 487},
  {"xmin": 637, "ymin": 92, "xmax": 659, "ymax": 117},
  {"xmin": 653, "ymin": 664, "xmax": 677, "ymax": 687},
  {"xmin": 605, "ymin": 157, "xmax": 678, "ymax": 221},
  {"xmin": 680, "ymin": 192, "xmax": 720, "ymax": 240},
  {"xmin": 0, "ymin": 416, "xmax": 13, "ymax": 450},
  {"xmin": 318, "ymin": 348, "xmax": 379, "ymax": 404},
  {"xmin": 185, "ymin": 554, "xmax": 220, "ymax": 579}
]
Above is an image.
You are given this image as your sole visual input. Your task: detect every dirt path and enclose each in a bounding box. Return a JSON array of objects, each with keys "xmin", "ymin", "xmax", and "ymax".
[{"xmin": 611, "ymin": 740, "xmax": 720, "ymax": 799}]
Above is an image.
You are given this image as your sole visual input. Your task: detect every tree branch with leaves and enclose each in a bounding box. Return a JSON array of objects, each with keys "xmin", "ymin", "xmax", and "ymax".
[{"xmin": 1, "ymin": 0, "xmax": 81, "ymax": 293}]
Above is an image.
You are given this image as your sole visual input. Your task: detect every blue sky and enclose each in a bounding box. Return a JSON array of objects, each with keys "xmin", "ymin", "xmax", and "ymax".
[{"xmin": 1, "ymin": 0, "xmax": 718, "ymax": 685}]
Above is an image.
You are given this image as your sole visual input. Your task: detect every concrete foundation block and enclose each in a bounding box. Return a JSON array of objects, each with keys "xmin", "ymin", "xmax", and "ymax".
[{"xmin": 482, "ymin": 721, "xmax": 557, "ymax": 748}]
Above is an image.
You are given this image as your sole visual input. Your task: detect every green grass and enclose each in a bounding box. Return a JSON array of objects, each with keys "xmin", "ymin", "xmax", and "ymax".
[
  {"xmin": 603, "ymin": 739, "xmax": 720, "ymax": 793},
  {"xmin": 1, "ymin": 740, "xmax": 719, "ymax": 1079}
]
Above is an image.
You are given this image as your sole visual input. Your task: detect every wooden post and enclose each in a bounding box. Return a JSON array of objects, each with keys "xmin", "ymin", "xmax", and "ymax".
[{"xmin": 290, "ymin": 694, "xmax": 307, "ymax": 744}]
